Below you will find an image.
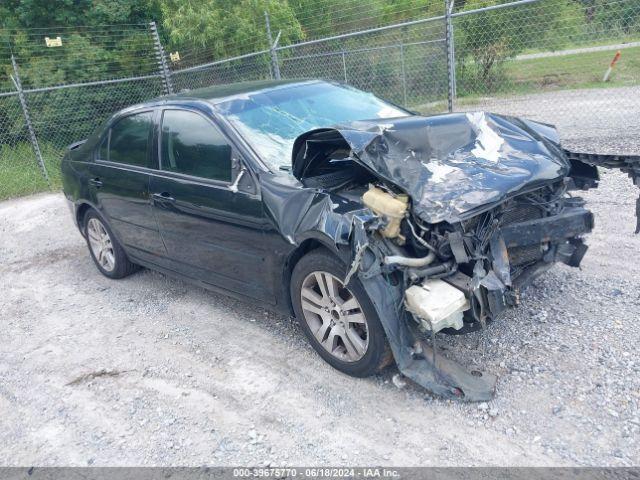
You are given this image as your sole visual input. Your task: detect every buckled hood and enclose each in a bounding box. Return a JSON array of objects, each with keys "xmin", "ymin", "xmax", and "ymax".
[{"xmin": 292, "ymin": 112, "xmax": 570, "ymax": 224}]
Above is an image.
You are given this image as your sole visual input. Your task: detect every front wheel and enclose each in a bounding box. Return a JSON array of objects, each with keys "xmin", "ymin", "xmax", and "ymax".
[
  {"xmin": 84, "ymin": 209, "xmax": 139, "ymax": 279},
  {"xmin": 290, "ymin": 249, "xmax": 392, "ymax": 378}
]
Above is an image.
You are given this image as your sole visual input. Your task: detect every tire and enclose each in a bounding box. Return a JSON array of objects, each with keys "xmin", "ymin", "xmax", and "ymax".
[
  {"xmin": 83, "ymin": 209, "xmax": 139, "ymax": 279},
  {"xmin": 290, "ymin": 249, "xmax": 392, "ymax": 378}
]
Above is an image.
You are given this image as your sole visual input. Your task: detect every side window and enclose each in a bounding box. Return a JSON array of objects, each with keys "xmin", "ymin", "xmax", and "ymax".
[
  {"xmin": 160, "ymin": 109, "xmax": 232, "ymax": 182},
  {"xmin": 108, "ymin": 112, "xmax": 153, "ymax": 167}
]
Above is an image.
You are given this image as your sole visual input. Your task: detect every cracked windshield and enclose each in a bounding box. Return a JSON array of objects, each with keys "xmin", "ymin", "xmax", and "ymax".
[{"xmin": 216, "ymin": 81, "xmax": 407, "ymax": 170}]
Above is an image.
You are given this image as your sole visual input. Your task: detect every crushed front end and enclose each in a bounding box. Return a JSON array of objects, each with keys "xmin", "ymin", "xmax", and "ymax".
[
  {"xmin": 345, "ymin": 180, "xmax": 593, "ymax": 400},
  {"xmin": 438, "ymin": 181, "xmax": 594, "ymax": 328},
  {"xmin": 286, "ymin": 112, "xmax": 638, "ymax": 401}
]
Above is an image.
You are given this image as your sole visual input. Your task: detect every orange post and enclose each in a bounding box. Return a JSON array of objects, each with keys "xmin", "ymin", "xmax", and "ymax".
[{"xmin": 603, "ymin": 50, "xmax": 622, "ymax": 82}]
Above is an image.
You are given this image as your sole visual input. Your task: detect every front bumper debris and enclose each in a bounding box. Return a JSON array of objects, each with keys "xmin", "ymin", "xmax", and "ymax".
[
  {"xmin": 403, "ymin": 342, "xmax": 497, "ymax": 401},
  {"xmin": 349, "ymin": 199, "xmax": 599, "ymax": 401},
  {"xmin": 353, "ymin": 226, "xmax": 498, "ymax": 402},
  {"xmin": 499, "ymin": 207, "xmax": 594, "ymax": 248},
  {"xmin": 478, "ymin": 207, "xmax": 594, "ymax": 320}
]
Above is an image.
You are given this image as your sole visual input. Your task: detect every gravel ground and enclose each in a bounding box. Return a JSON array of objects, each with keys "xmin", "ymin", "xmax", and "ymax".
[
  {"xmin": 469, "ymin": 85, "xmax": 640, "ymax": 155},
  {"xmin": 1, "ymin": 92, "xmax": 639, "ymax": 467}
]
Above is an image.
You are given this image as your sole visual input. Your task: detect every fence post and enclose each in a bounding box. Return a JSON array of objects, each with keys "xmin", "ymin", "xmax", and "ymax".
[
  {"xmin": 449, "ymin": 1, "xmax": 457, "ymax": 99},
  {"xmin": 400, "ymin": 43, "xmax": 408, "ymax": 106},
  {"xmin": 341, "ymin": 51, "xmax": 348, "ymax": 83},
  {"xmin": 10, "ymin": 54, "xmax": 50, "ymax": 186},
  {"xmin": 150, "ymin": 21, "xmax": 174, "ymax": 95},
  {"xmin": 444, "ymin": 0, "xmax": 455, "ymax": 112},
  {"xmin": 265, "ymin": 11, "xmax": 281, "ymax": 80}
]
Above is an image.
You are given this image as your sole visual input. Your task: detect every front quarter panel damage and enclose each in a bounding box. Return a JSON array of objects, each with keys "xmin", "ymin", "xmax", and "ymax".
[{"xmin": 259, "ymin": 172, "xmax": 496, "ymax": 401}]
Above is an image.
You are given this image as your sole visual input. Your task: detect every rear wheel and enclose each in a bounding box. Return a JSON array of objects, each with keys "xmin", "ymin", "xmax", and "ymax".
[
  {"xmin": 290, "ymin": 249, "xmax": 392, "ymax": 377},
  {"xmin": 84, "ymin": 210, "xmax": 139, "ymax": 279}
]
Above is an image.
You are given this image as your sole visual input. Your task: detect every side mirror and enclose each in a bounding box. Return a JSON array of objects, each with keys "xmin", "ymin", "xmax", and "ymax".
[{"xmin": 229, "ymin": 157, "xmax": 257, "ymax": 195}]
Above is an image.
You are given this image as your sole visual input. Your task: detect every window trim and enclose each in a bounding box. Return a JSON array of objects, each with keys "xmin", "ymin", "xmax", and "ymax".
[
  {"xmin": 96, "ymin": 130, "xmax": 110, "ymax": 161},
  {"xmin": 158, "ymin": 107, "xmax": 236, "ymax": 186},
  {"xmin": 95, "ymin": 109, "xmax": 155, "ymax": 168}
]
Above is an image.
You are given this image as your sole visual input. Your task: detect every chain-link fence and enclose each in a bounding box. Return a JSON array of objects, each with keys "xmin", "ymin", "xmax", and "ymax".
[
  {"xmin": 449, "ymin": 0, "xmax": 640, "ymax": 151},
  {"xmin": 1, "ymin": 0, "xmax": 639, "ymax": 200},
  {"xmin": 277, "ymin": 17, "xmax": 449, "ymax": 110},
  {"xmin": 0, "ymin": 23, "xmax": 169, "ymax": 199},
  {"xmin": 168, "ymin": 0, "xmax": 640, "ymax": 126},
  {"xmin": 171, "ymin": 51, "xmax": 273, "ymax": 92}
]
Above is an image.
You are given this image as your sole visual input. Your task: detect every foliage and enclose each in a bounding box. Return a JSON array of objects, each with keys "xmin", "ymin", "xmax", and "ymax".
[
  {"xmin": 1, "ymin": 1, "xmax": 164, "ymax": 92},
  {"xmin": 0, "ymin": 0, "xmax": 161, "ymax": 28},
  {"xmin": 0, "ymin": 141, "xmax": 61, "ymax": 200},
  {"xmin": 288, "ymin": 0, "xmax": 443, "ymax": 39},
  {"xmin": 455, "ymin": 0, "xmax": 584, "ymax": 91},
  {"xmin": 592, "ymin": 0, "xmax": 640, "ymax": 36},
  {"xmin": 160, "ymin": 0, "xmax": 304, "ymax": 57}
]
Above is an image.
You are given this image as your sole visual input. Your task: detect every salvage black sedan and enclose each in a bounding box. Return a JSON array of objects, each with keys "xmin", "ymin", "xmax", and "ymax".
[{"xmin": 62, "ymin": 79, "xmax": 639, "ymax": 400}]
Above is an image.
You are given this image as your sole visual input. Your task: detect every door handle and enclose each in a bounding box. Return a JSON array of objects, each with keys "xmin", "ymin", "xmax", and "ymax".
[
  {"xmin": 89, "ymin": 177, "xmax": 103, "ymax": 188},
  {"xmin": 152, "ymin": 192, "xmax": 175, "ymax": 203}
]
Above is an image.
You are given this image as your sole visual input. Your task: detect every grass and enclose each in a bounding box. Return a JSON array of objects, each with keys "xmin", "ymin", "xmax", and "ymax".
[
  {"xmin": 411, "ymin": 46, "xmax": 639, "ymax": 113},
  {"xmin": 0, "ymin": 142, "xmax": 63, "ymax": 201},
  {"xmin": 501, "ymin": 45, "xmax": 640, "ymax": 92}
]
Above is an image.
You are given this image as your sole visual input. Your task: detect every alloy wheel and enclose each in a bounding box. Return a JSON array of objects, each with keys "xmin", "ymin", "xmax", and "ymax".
[
  {"xmin": 86, "ymin": 217, "xmax": 116, "ymax": 272},
  {"xmin": 300, "ymin": 271, "xmax": 369, "ymax": 362}
]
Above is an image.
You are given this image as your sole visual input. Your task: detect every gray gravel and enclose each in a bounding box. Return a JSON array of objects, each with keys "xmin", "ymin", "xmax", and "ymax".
[
  {"xmin": 1, "ymin": 90, "xmax": 639, "ymax": 466},
  {"xmin": 467, "ymin": 85, "xmax": 640, "ymax": 155}
]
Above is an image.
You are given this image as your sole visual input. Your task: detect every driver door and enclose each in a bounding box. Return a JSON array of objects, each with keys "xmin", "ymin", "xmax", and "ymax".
[{"xmin": 149, "ymin": 108, "xmax": 276, "ymax": 302}]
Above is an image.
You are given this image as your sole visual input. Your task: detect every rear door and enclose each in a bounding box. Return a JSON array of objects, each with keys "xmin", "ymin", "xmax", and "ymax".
[
  {"xmin": 90, "ymin": 110, "xmax": 166, "ymax": 259},
  {"xmin": 149, "ymin": 108, "xmax": 275, "ymax": 302}
]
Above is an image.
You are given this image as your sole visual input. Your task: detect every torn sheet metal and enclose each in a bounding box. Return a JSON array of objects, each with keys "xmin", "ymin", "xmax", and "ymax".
[
  {"xmin": 357, "ymin": 263, "xmax": 496, "ymax": 401},
  {"xmin": 292, "ymin": 112, "xmax": 570, "ymax": 224}
]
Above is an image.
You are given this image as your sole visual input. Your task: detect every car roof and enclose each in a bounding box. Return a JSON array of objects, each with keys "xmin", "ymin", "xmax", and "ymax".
[
  {"xmin": 115, "ymin": 79, "xmax": 323, "ymax": 118},
  {"xmin": 167, "ymin": 79, "xmax": 320, "ymax": 104}
]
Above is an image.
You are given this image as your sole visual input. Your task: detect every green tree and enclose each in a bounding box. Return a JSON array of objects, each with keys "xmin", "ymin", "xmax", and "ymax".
[
  {"xmin": 159, "ymin": 0, "xmax": 303, "ymax": 57},
  {"xmin": 289, "ymin": 0, "xmax": 443, "ymax": 39},
  {"xmin": 1, "ymin": 0, "xmax": 161, "ymax": 28},
  {"xmin": 592, "ymin": 0, "xmax": 640, "ymax": 36},
  {"xmin": 456, "ymin": 0, "xmax": 583, "ymax": 91},
  {"xmin": 1, "ymin": 0, "xmax": 164, "ymax": 88},
  {"xmin": 290, "ymin": 0, "xmax": 387, "ymax": 38}
]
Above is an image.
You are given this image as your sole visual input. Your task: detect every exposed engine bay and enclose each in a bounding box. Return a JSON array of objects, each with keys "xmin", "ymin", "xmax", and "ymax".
[
  {"xmin": 262, "ymin": 112, "xmax": 640, "ymax": 401},
  {"xmin": 302, "ymin": 168, "xmax": 595, "ymax": 385}
]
